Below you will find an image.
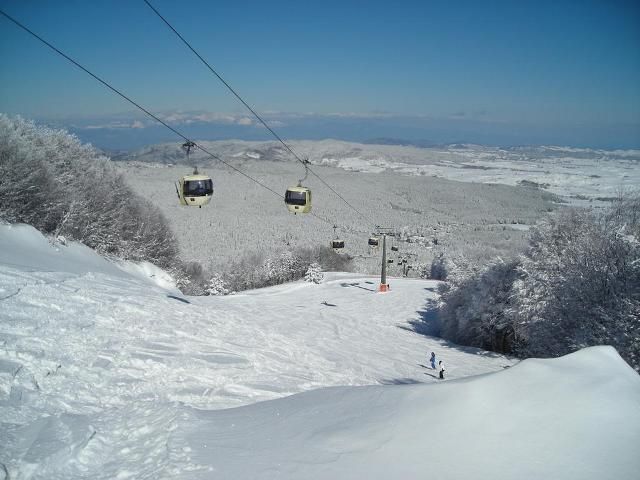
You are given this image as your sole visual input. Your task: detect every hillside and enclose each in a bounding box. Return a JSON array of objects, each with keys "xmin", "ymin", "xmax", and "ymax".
[
  {"xmin": 1, "ymin": 224, "xmax": 638, "ymax": 479},
  {"xmin": 116, "ymin": 153, "xmax": 558, "ymax": 275},
  {"xmin": 123, "ymin": 139, "xmax": 640, "ymax": 203},
  {"xmin": 116, "ymin": 139, "xmax": 638, "ymax": 277}
]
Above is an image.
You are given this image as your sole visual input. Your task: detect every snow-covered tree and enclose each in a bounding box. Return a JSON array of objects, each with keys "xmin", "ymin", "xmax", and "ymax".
[
  {"xmin": 0, "ymin": 114, "xmax": 180, "ymax": 271},
  {"xmin": 438, "ymin": 257, "xmax": 520, "ymax": 352},
  {"xmin": 260, "ymin": 251, "xmax": 305, "ymax": 286},
  {"xmin": 220, "ymin": 246, "xmax": 350, "ymax": 292},
  {"xmin": 205, "ymin": 273, "xmax": 231, "ymax": 296},
  {"xmin": 513, "ymin": 203, "xmax": 640, "ymax": 370},
  {"xmin": 436, "ymin": 195, "xmax": 640, "ymax": 371},
  {"xmin": 304, "ymin": 263, "xmax": 324, "ymax": 284},
  {"xmin": 429, "ymin": 253, "xmax": 450, "ymax": 280}
]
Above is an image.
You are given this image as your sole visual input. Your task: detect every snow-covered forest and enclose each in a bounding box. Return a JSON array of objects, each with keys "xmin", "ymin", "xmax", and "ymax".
[
  {"xmin": 0, "ymin": 115, "xmax": 180, "ymax": 270},
  {"xmin": 436, "ymin": 195, "xmax": 640, "ymax": 371},
  {"xmin": 0, "ymin": 115, "xmax": 349, "ymax": 294},
  {"xmin": 115, "ymin": 142, "xmax": 560, "ymax": 280}
]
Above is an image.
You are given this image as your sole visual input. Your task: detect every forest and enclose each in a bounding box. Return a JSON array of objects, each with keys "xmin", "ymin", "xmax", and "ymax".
[{"xmin": 435, "ymin": 195, "xmax": 640, "ymax": 371}]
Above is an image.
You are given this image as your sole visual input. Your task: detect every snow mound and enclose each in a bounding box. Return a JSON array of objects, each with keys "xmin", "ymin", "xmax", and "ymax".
[
  {"xmin": 0, "ymin": 224, "xmax": 129, "ymax": 278},
  {"xmin": 0, "ymin": 224, "xmax": 178, "ymax": 292},
  {"xmin": 114, "ymin": 260, "xmax": 178, "ymax": 292},
  {"xmin": 174, "ymin": 346, "xmax": 640, "ymax": 480}
]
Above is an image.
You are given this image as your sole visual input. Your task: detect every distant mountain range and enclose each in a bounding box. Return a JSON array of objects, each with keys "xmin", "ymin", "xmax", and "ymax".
[{"xmin": 29, "ymin": 110, "xmax": 638, "ymax": 152}]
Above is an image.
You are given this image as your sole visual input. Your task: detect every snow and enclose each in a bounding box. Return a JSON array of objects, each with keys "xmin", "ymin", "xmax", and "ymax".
[
  {"xmin": 114, "ymin": 260, "xmax": 179, "ymax": 292},
  {"xmin": 175, "ymin": 347, "xmax": 640, "ymax": 480},
  {"xmin": 117, "ymin": 139, "xmax": 634, "ymax": 276},
  {"xmin": 1, "ymin": 224, "xmax": 639, "ymax": 479},
  {"xmin": 117, "ymin": 156, "xmax": 556, "ymax": 276},
  {"xmin": 128, "ymin": 140, "xmax": 640, "ymax": 205}
]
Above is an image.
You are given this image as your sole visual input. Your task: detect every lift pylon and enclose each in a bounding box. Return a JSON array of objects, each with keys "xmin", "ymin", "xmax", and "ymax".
[{"xmin": 376, "ymin": 226, "xmax": 394, "ymax": 293}]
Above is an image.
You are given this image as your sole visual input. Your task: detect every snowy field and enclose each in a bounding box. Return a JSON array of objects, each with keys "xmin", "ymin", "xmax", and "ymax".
[
  {"xmin": 117, "ymin": 141, "xmax": 562, "ymax": 273},
  {"xmin": 124, "ymin": 140, "xmax": 640, "ymax": 204},
  {"xmin": 1, "ymin": 224, "xmax": 639, "ymax": 479}
]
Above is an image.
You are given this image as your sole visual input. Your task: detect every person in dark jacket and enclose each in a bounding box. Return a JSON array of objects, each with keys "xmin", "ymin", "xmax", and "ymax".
[{"xmin": 438, "ymin": 360, "xmax": 445, "ymax": 379}]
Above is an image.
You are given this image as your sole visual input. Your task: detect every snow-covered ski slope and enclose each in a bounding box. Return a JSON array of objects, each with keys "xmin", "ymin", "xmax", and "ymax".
[{"xmin": 1, "ymin": 224, "xmax": 639, "ymax": 479}]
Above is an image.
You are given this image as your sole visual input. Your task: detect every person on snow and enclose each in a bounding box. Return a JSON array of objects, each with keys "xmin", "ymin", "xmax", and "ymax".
[
  {"xmin": 438, "ymin": 360, "xmax": 445, "ymax": 379},
  {"xmin": 430, "ymin": 352, "xmax": 436, "ymax": 369}
]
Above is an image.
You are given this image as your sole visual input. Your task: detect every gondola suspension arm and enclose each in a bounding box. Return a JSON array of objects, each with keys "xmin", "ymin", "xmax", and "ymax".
[{"xmin": 298, "ymin": 158, "xmax": 310, "ymax": 187}]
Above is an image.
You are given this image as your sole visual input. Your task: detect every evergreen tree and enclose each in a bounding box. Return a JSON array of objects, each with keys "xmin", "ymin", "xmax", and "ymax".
[
  {"xmin": 304, "ymin": 263, "xmax": 324, "ymax": 284},
  {"xmin": 205, "ymin": 273, "xmax": 231, "ymax": 296}
]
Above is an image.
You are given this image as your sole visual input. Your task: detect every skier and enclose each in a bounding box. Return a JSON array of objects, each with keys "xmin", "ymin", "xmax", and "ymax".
[
  {"xmin": 430, "ymin": 352, "xmax": 436, "ymax": 369},
  {"xmin": 438, "ymin": 360, "xmax": 445, "ymax": 379}
]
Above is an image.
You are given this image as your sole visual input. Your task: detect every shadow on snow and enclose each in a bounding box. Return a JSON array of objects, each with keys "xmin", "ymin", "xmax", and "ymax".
[
  {"xmin": 339, "ymin": 282, "xmax": 376, "ymax": 292},
  {"xmin": 399, "ymin": 298, "xmax": 440, "ymax": 337},
  {"xmin": 379, "ymin": 377, "xmax": 424, "ymax": 385},
  {"xmin": 400, "ymin": 298, "xmax": 509, "ymax": 360},
  {"xmin": 167, "ymin": 294, "xmax": 191, "ymax": 304}
]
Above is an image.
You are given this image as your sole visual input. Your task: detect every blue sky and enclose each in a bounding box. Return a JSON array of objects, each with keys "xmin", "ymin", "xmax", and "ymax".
[{"xmin": 1, "ymin": 0, "xmax": 639, "ymax": 149}]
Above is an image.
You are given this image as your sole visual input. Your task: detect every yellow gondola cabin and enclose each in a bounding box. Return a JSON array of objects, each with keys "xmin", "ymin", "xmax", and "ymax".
[
  {"xmin": 176, "ymin": 170, "xmax": 213, "ymax": 208},
  {"xmin": 285, "ymin": 186, "xmax": 312, "ymax": 214}
]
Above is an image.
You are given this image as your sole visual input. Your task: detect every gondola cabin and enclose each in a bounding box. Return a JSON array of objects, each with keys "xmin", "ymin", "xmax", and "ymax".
[
  {"xmin": 176, "ymin": 173, "xmax": 213, "ymax": 208},
  {"xmin": 331, "ymin": 239, "xmax": 345, "ymax": 250},
  {"xmin": 285, "ymin": 186, "xmax": 312, "ymax": 214},
  {"xmin": 368, "ymin": 237, "xmax": 379, "ymax": 247},
  {"xmin": 391, "ymin": 245, "xmax": 399, "ymax": 252},
  {"xmin": 387, "ymin": 259, "xmax": 394, "ymax": 264}
]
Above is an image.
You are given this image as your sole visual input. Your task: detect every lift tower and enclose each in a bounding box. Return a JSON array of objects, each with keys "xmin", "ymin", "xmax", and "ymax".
[{"xmin": 377, "ymin": 227, "xmax": 394, "ymax": 293}]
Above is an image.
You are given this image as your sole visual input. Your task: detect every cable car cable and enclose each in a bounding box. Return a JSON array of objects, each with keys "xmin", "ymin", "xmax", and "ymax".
[
  {"xmin": 0, "ymin": 8, "xmax": 286, "ymax": 201},
  {"xmin": 142, "ymin": 0, "xmax": 376, "ymax": 228},
  {"xmin": 0, "ymin": 9, "xmax": 350, "ymax": 236},
  {"xmin": 309, "ymin": 211, "xmax": 333, "ymax": 227}
]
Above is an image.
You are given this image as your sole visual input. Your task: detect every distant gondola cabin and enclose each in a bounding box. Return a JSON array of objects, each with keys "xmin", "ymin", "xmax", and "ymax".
[
  {"xmin": 368, "ymin": 237, "xmax": 379, "ymax": 247},
  {"xmin": 331, "ymin": 239, "xmax": 345, "ymax": 249},
  {"xmin": 285, "ymin": 186, "xmax": 312, "ymax": 214},
  {"xmin": 177, "ymin": 174, "xmax": 213, "ymax": 207}
]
